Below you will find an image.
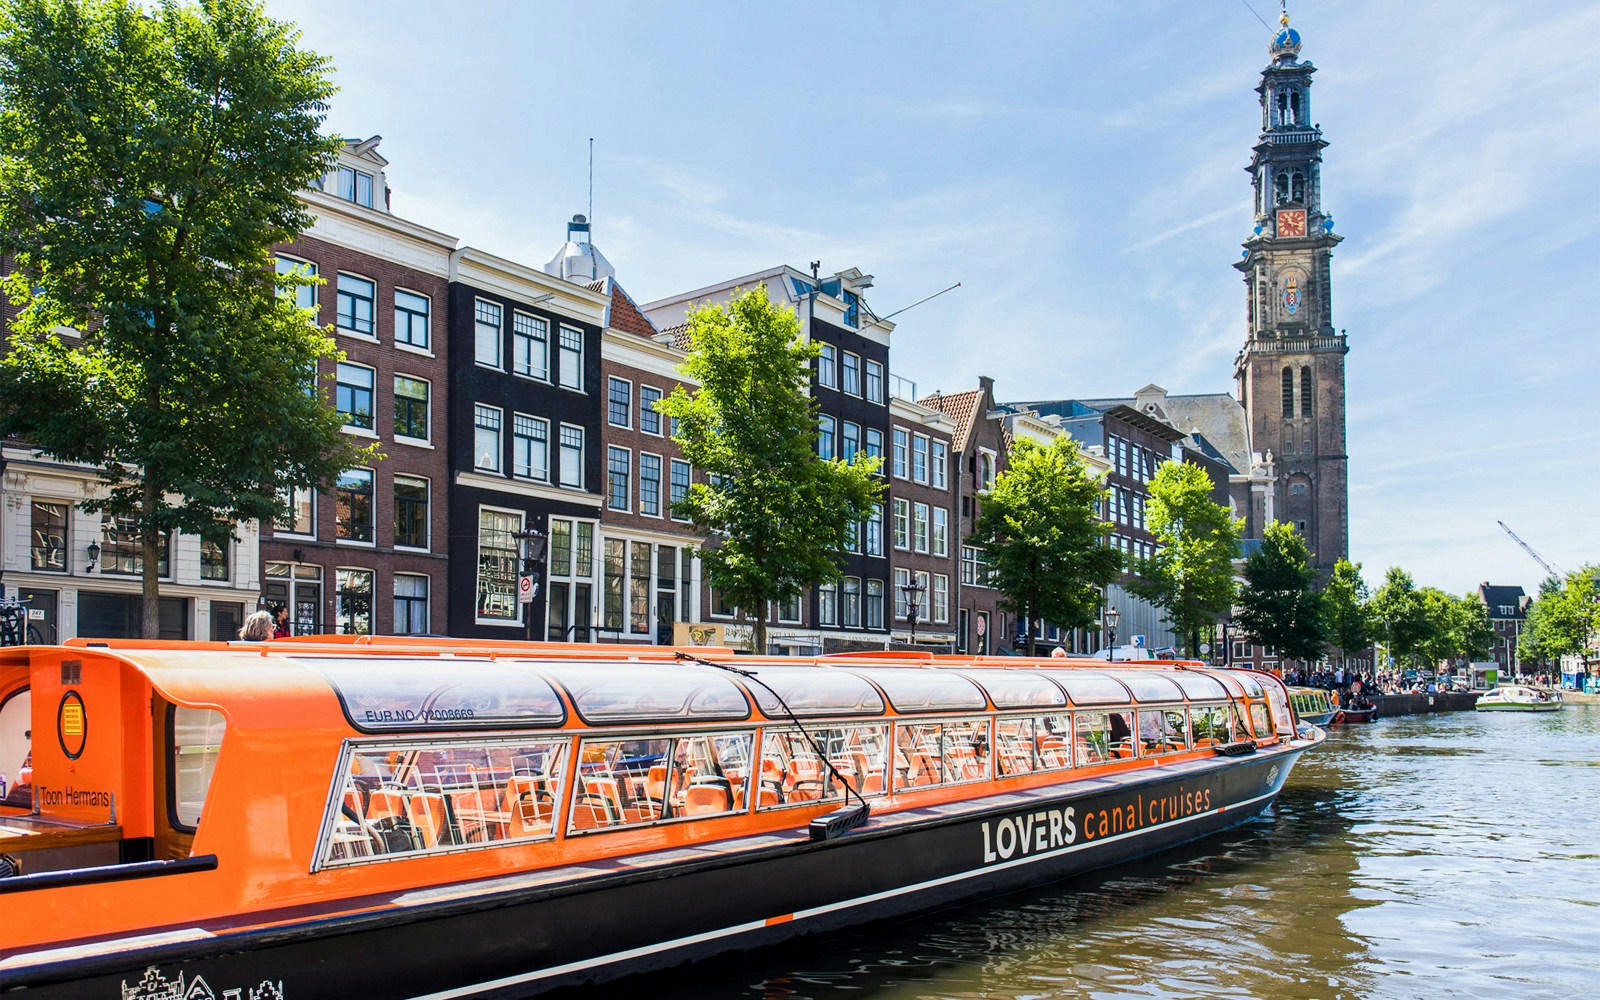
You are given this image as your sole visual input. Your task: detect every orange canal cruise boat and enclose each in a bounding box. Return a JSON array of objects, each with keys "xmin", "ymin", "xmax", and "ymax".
[{"xmin": 0, "ymin": 636, "xmax": 1324, "ymax": 998}]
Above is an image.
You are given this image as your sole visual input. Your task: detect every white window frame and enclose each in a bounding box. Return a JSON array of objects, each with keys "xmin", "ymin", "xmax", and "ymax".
[
  {"xmin": 817, "ymin": 342, "xmax": 837, "ymax": 389},
  {"xmin": 335, "ymin": 273, "xmax": 377, "ymax": 339},
  {"xmin": 394, "ymin": 288, "xmax": 431, "ymax": 353},
  {"xmin": 639, "ymin": 385, "xmax": 664, "ymax": 436},
  {"xmin": 912, "ymin": 433, "xmax": 930, "ymax": 485},
  {"xmin": 559, "ymin": 423, "xmax": 585, "ymax": 489},
  {"xmin": 393, "ymin": 474, "xmax": 431, "ymax": 551},
  {"xmin": 639, "ymin": 452, "xmax": 663, "ymax": 518},
  {"xmin": 393, "ymin": 573, "xmax": 430, "ymax": 635},
  {"xmin": 931, "ymin": 440, "xmax": 948, "ymax": 490},
  {"xmin": 670, "ymin": 459, "xmax": 692, "ymax": 522},
  {"xmin": 475, "ymin": 505, "xmax": 525, "ymax": 627},
  {"xmin": 392, "ymin": 373, "xmax": 431, "ymax": 445},
  {"xmin": 932, "ymin": 506, "xmax": 949, "ymax": 558},
  {"xmin": 842, "ymin": 351, "xmax": 861, "ymax": 396},
  {"xmin": 474, "ymin": 404, "xmax": 503, "ymax": 474},
  {"xmin": 865, "ymin": 359, "xmax": 884, "ymax": 404},
  {"xmin": 513, "ymin": 413, "xmax": 550, "ymax": 482},
  {"xmin": 275, "ymin": 255, "xmax": 317, "ymax": 314},
  {"xmin": 913, "ymin": 501, "xmax": 930, "ymax": 554},
  {"xmin": 892, "ymin": 498, "xmax": 910, "ymax": 550},
  {"xmin": 335, "ymin": 361, "xmax": 376, "ymax": 434},
  {"xmin": 558, "ymin": 326, "xmax": 585, "ymax": 391},
  {"xmin": 475, "ymin": 298, "xmax": 503, "ymax": 370},
  {"xmin": 512, "ymin": 311, "xmax": 549, "ymax": 381},
  {"xmin": 607, "ymin": 445, "xmax": 632, "ymax": 512},
  {"xmin": 607, "ymin": 376, "xmax": 633, "ymax": 428}
]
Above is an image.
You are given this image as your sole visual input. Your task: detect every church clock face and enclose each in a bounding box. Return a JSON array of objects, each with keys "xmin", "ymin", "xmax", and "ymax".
[{"xmin": 1277, "ymin": 209, "xmax": 1307, "ymax": 237}]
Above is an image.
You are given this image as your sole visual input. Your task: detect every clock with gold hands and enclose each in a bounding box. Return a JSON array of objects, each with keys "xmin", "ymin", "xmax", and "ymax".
[{"xmin": 1276, "ymin": 209, "xmax": 1307, "ymax": 238}]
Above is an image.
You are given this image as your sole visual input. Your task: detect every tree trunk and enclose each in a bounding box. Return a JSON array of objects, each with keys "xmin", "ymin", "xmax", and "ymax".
[
  {"xmin": 750, "ymin": 607, "xmax": 767, "ymax": 656},
  {"xmin": 1025, "ymin": 599, "xmax": 1036, "ymax": 657},
  {"xmin": 139, "ymin": 479, "xmax": 162, "ymax": 639}
]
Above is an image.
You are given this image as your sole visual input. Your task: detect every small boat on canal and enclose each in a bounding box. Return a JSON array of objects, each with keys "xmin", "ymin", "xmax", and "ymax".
[
  {"xmin": 1289, "ymin": 687, "xmax": 1336, "ymax": 726},
  {"xmin": 0, "ymin": 636, "xmax": 1323, "ymax": 998},
  {"xmin": 1475, "ymin": 685, "xmax": 1564, "ymax": 712}
]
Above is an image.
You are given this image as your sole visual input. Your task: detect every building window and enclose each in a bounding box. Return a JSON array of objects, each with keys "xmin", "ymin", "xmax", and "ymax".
[
  {"xmin": 842, "ymin": 577, "xmax": 861, "ymax": 628},
  {"xmin": 932, "ymin": 506, "xmax": 949, "ymax": 557},
  {"xmin": 639, "ymin": 454, "xmax": 662, "ymax": 517},
  {"xmin": 335, "ymin": 274, "xmax": 375, "ymax": 336},
  {"xmin": 476, "ymin": 508, "xmax": 521, "ymax": 622},
  {"xmin": 864, "ymin": 503, "xmax": 884, "ymax": 557},
  {"xmin": 894, "ymin": 567, "xmax": 910, "ymax": 619},
  {"xmin": 818, "ymin": 415, "xmax": 836, "ymax": 460},
  {"xmin": 474, "ymin": 404, "xmax": 503, "ymax": 473},
  {"xmin": 603, "ymin": 538, "xmax": 626, "ymax": 631},
  {"xmin": 866, "ymin": 579, "xmax": 885, "ymax": 629},
  {"xmin": 892, "ymin": 428, "xmax": 909, "ymax": 479},
  {"xmin": 1301, "ymin": 366, "xmax": 1314, "ymax": 417},
  {"xmin": 865, "ymin": 359, "xmax": 884, "ymax": 404},
  {"xmin": 913, "ymin": 502, "xmax": 930, "ymax": 553},
  {"xmin": 1282, "ymin": 366, "xmax": 1294, "ymax": 418},
  {"xmin": 670, "ymin": 459, "xmax": 691, "ymax": 519},
  {"xmin": 393, "ymin": 375, "xmax": 429, "ymax": 441},
  {"xmin": 275, "ymin": 256, "xmax": 317, "ymax": 312},
  {"xmin": 336, "ymin": 166, "xmax": 373, "ymax": 207},
  {"xmin": 607, "ymin": 447, "xmax": 631, "ymax": 511},
  {"xmin": 629, "ymin": 541, "xmax": 651, "ymax": 635},
  {"xmin": 840, "ymin": 421, "xmax": 861, "ymax": 462},
  {"xmin": 893, "ymin": 498, "xmax": 910, "ymax": 550},
  {"xmin": 558, "ymin": 326, "xmax": 584, "ymax": 390},
  {"xmin": 513, "ymin": 414, "xmax": 549, "ymax": 481},
  {"xmin": 608, "ymin": 377, "xmax": 632, "ymax": 427},
  {"xmin": 513, "ymin": 312, "xmax": 548, "ymax": 380},
  {"xmin": 334, "ymin": 362, "xmax": 374, "ymax": 430},
  {"xmin": 276, "ymin": 487, "xmax": 314, "ymax": 536},
  {"xmin": 394, "ymin": 475, "xmax": 429, "ymax": 549},
  {"xmin": 559, "ymin": 424, "xmax": 584, "ymax": 488},
  {"xmin": 842, "ymin": 352, "xmax": 860, "ymax": 396},
  {"xmin": 931, "ymin": 440, "xmax": 948, "ymax": 490},
  {"xmin": 817, "ymin": 582, "xmax": 838, "ymax": 626},
  {"xmin": 336, "ymin": 568, "xmax": 374, "ymax": 634},
  {"xmin": 30, "ymin": 500, "xmax": 67, "ymax": 572},
  {"xmin": 475, "ymin": 299, "xmax": 502, "ymax": 368},
  {"xmin": 336, "ymin": 469, "xmax": 374, "ymax": 543},
  {"xmin": 200, "ymin": 536, "xmax": 229, "ymax": 581},
  {"xmin": 932, "ymin": 574, "xmax": 950, "ymax": 624},
  {"xmin": 640, "ymin": 386, "xmax": 663, "ymax": 435},
  {"xmin": 393, "ymin": 574, "xmax": 428, "ymax": 635},
  {"xmin": 778, "ymin": 592, "xmax": 801, "ymax": 623},
  {"xmin": 912, "ymin": 434, "xmax": 929, "ymax": 484},
  {"xmin": 978, "ymin": 452, "xmax": 995, "ymax": 490},
  {"xmin": 841, "ymin": 290, "xmax": 860, "ymax": 327},
  {"xmin": 817, "ymin": 342, "xmax": 837, "ymax": 389},
  {"xmin": 394, "ymin": 289, "xmax": 430, "ymax": 350},
  {"xmin": 865, "ymin": 427, "xmax": 884, "ymax": 468},
  {"xmin": 961, "ymin": 545, "xmax": 987, "ymax": 587}
]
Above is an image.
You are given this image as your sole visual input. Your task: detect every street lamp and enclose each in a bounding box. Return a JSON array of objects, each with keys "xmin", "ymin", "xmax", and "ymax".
[
  {"xmin": 902, "ymin": 580, "xmax": 926, "ymax": 649},
  {"xmin": 515, "ymin": 528, "xmax": 547, "ymax": 642},
  {"xmin": 85, "ymin": 540, "xmax": 101, "ymax": 574},
  {"xmin": 1104, "ymin": 605, "xmax": 1121, "ymax": 663}
]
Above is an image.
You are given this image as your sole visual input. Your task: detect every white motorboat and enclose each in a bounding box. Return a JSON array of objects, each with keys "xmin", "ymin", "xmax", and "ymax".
[{"xmin": 1476, "ymin": 685, "xmax": 1564, "ymax": 712}]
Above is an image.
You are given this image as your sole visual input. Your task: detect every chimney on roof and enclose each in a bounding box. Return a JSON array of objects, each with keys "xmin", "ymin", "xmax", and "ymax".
[{"xmin": 979, "ymin": 375, "xmax": 995, "ymax": 399}]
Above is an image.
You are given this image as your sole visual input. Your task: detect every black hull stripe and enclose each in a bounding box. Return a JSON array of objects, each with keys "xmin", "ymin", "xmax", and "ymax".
[{"xmin": 414, "ymin": 787, "xmax": 1280, "ymax": 999}]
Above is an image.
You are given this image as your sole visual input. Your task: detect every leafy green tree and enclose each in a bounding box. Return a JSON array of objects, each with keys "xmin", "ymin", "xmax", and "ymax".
[
  {"xmin": 1370, "ymin": 568, "xmax": 1429, "ymax": 668},
  {"xmin": 1521, "ymin": 565, "xmax": 1599, "ymax": 671},
  {"xmin": 968, "ymin": 436, "xmax": 1122, "ymax": 656},
  {"xmin": 1321, "ymin": 558, "xmax": 1374, "ymax": 670},
  {"xmin": 0, "ymin": 0, "xmax": 364, "ymax": 637},
  {"xmin": 1128, "ymin": 460, "xmax": 1241, "ymax": 657},
  {"xmin": 659, "ymin": 285, "xmax": 883, "ymax": 653},
  {"xmin": 1517, "ymin": 577, "xmax": 1562, "ymax": 671},
  {"xmin": 1235, "ymin": 521, "xmax": 1326, "ymax": 665}
]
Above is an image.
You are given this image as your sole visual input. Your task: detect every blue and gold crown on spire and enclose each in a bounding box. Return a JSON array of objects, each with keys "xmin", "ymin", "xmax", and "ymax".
[{"xmin": 1270, "ymin": 7, "xmax": 1302, "ymax": 59}]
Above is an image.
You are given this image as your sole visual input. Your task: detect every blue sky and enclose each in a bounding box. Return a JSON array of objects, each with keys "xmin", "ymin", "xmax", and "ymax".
[{"xmin": 264, "ymin": 0, "xmax": 1599, "ymax": 598}]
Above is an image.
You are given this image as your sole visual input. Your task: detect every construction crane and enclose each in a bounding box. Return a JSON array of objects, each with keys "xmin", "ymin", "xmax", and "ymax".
[{"xmin": 1497, "ymin": 521, "xmax": 1564, "ymax": 580}]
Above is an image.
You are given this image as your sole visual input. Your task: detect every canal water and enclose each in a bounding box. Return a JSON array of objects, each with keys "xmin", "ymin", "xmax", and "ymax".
[{"xmin": 609, "ymin": 705, "xmax": 1599, "ymax": 1000}]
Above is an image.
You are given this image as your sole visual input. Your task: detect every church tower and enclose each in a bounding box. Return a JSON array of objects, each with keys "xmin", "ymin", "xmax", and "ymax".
[{"xmin": 1234, "ymin": 7, "xmax": 1348, "ymax": 577}]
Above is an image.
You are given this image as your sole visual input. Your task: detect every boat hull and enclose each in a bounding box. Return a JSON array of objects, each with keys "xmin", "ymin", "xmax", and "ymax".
[
  {"xmin": 1476, "ymin": 702, "xmax": 1563, "ymax": 712},
  {"xmin": 0, "ymin": 742, "xmax": 1314, "ymax": 999},
  {"xmin": 1328, "ymin": 708, "xmax": 1377, "ymax": 724}
]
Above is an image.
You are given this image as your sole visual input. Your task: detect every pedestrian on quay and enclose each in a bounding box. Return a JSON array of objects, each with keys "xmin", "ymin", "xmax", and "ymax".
[
  {"xmin": 271, "ymin": 604, "xmax": 292, "ymax": 639},
  {"xmin": 1050, "ymin": 647, "xmax": 1068, "ymax": 658},
  {"xmin": 238, "ymin": 610, "xmax": 274, "ymax": 641}
]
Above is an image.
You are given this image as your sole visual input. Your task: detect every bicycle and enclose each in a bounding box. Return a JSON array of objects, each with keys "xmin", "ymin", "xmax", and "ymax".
[{"xmin": 0, "ymin": 598, "xmax": 29, "ymax": 647}]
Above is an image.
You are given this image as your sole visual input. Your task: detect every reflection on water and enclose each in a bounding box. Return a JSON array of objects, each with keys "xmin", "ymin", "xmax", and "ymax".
[{"xmin": 594, "ymin": 705, "xmax": 1599, "ymax": 1000}]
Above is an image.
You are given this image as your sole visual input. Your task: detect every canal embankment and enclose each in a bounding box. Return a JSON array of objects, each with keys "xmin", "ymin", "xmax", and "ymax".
[{"xmin": 1372, "ymin": 690, "xmax": 1478, "ymax": 716}]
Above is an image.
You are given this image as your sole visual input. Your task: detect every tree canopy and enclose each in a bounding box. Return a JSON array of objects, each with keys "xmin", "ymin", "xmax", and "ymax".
[
  {"xmin": 1370, "ymin": 568, "xmax": 1430, "ymax": 668},
  {"xmin": 1520, "ymin": 565, "xmax": 1598, "ymax": 670},
  {"xmin": 658, "ymin": 285, "xmax": 883, "ymax": 653},
  {"xmin": 968, "ymin": 435, "xmax": 1122, "ymax": 656},
  {"xmin": 1128, "ymin": 460, "xmax": 1240, "ymax": 657},
  {"xmin": 1235, "ymin": 521, "xmax": 1327, "ymax": 664},
  {"xmin": 0, "ymin": 0, "xmax": 364, "ymax": 636},
  {"xmin": 1321, "ymin": 558, "xmax": 1374, "ymax": 668}
]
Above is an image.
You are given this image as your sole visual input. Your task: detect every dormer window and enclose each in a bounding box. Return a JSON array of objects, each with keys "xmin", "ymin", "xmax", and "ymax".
[
  {"xmin": 338, "ymin": 166, "xmax": 374, "ymax": 208},
  {"xmin": 842, "ymin": 290, "xmax": 860, "ymax": 328}
]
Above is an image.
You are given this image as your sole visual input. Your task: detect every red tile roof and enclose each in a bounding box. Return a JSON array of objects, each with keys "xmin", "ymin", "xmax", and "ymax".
[
  {"xmin": 919, "ymin": 389, "xmax": 984, "ymax": 452},
  {"xmin": 661, "ymin": 322, "xmax": 691, "ymax": 351},
  {"xmin": 608, "ymin": 282, "xmax": 660, "ymax": 339}
]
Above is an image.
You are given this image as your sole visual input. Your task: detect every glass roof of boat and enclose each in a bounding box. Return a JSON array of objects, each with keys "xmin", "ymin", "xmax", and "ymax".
[
  {"xmin": 850, "ymin": 667, "xmax": 988, "ymax": 714},
  {"xmin": 1038, "ymin": 671, "xmax": 1133, "ymax": 705},
  {"xmin": 737, "ymin": 664, "xmax": 887, "ymax": 717},
  {"xmin": 1102, "ymin": 670, "xmax": 1186, "ymax": 703},
  {"xmin": 948, "ymin": 669, "xmax": 1069, "ymax": 708},
  {"xmin": 1168, "ymin": 671, "xmax": 1231, "ymax": 700},
  {"xmin": 310, "ymin": 658, "xmax": 567, "ymax": 732},
  {"xmin": 548, "ymin": 662, "xmax": 751, "ymax": 724}
]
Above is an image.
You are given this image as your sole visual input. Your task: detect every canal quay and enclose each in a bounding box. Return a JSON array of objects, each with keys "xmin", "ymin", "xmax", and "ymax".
[{"xmin": 599, "ymin": 705, "xmax": 1599, "ymax": 1000}]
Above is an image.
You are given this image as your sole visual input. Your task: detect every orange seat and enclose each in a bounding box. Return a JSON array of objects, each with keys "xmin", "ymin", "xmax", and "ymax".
[
  {"xmin": 406, "ymin": 792, "xmax": 449, "ymax": 848},
  {"xmin": 367, "ymin": 789, "xmax": 406, "ymax": 824},
  {"xmin": 683, "ymin": 782, "xmax": 731, "ymax": 816}
]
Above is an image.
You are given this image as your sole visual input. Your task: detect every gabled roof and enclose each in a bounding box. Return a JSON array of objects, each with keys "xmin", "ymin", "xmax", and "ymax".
[
  {"xmin": 918, "ymin": 389, "xmax": 985, "ymax": 452},
  {"xmin": 1015, "ymin": 392, "xmax": 1252, "ymax": 474},
  {"xmin": 1478, "ymin": 583, "xmax": 1528, "ymax": 619},
  {"xmin": 605, "ymin": 280, "xmax": 660, "ymax": 340}
]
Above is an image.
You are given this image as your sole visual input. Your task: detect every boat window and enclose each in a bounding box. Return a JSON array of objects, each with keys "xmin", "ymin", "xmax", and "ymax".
[
  {"xmin": 757, "ymin": 724, "xmax": 890, "ymax": 809},
  {"xmin": 1136, "ymin": 708, "xmax": 1190, "ymax": 757},
  {"xmin": 1075, "ymin": 708, "xmax": 1135, "ymax": 764},
  {"xmin": 1221, "ymin": 670, "xmax": 1266, "ymax": 699},
  {"xmin": 310, "ymin": 658, "xmax": 566, "ymax": 732},
  {"xmin": 554, "ymin": 663, "xmax": 751, "ymax": 725},
  {"xmin": 317, "ymin": 737, "xmax": 569, "ymax": 868},
  {"xmin": 994, "ymin": 714, "xmax": 1074, "ymax": 775},
  {"xmin": 1191, "ymin": 704, "xmax": 1234, "ymax": 745},
  {"xmin": 738, "ymin": 665, "xmax": 886, "ymax": 718},
  {"xmin": 893, "ymin": 716, "xmax": 992, "ymax": 788},
  {"xmin": 1233, "ymin": 700, "xmax": 1260, "ymax": 738},
  {"xmin": 569, "ymin": 731, "xmax": 754, "ymax": 833},
  {"xmin": 1170, "ymin": 672, "xmax": 1231, "ymax": 700},
  {"xmin": 171, "ymin": 707, "xmax": 226, "ymax": 830},
  {"xmin": 1250, "ymin": 702, "xmax": 1271, "ymax": 737},
  {"xmin": 1048, "ymin": 672, "xmax": 1134, "ymax": 706},
  {"xmin": 856, "ymin": 669, "xmax": 987, "ymax": 714},
  {"xmin": 1104, "ymin": 670, "xmax": 1186, "ymax": 703},
  {"xmin": 1260, "ymin": 678, "xmax": 1294, "ymax": 735},
  {"xmin": 955, "ymin": 670, "xmax": 1068, "ymax": 709}
]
